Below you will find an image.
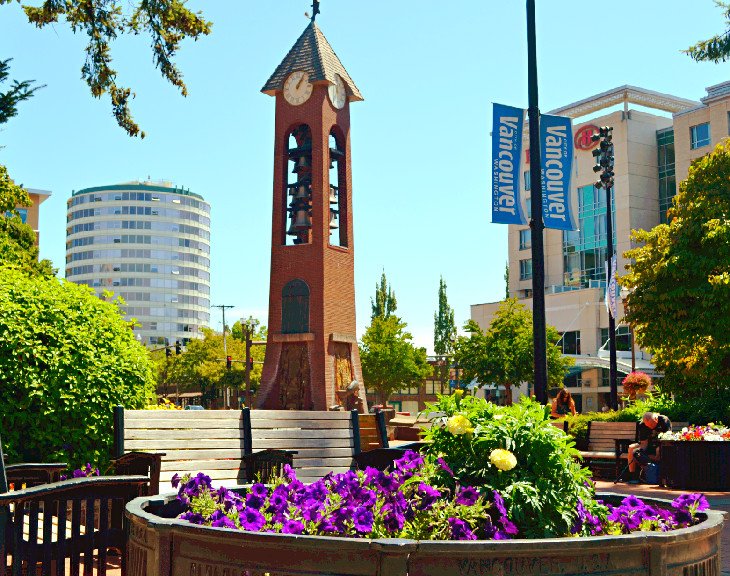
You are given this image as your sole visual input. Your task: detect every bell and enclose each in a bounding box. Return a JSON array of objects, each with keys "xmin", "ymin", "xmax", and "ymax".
[
  {"xmin": 294, "ymin": 185, "xmax": 309, "ymax": 201},
  {"xmin": 329, "ymin": 209, "xmax": 339, "ymax": 230},
  {"xmin": 294, "ymin": 209, "xmax": 312, "ymax": 229},
  {"xmin": 329, "ymin": 185, "xmax": 338, "ymax": 204},
  {"xmin": 286, "ymin": 220, "xmax": 298, "ymax": 236}
]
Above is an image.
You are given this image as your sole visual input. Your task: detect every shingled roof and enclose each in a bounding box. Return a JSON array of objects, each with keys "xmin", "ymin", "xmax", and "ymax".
[{"xmin": 262, "ymin": 21, "xmax": 363, "ymax": 102}]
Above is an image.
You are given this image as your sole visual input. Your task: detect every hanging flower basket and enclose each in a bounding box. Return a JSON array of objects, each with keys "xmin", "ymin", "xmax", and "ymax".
[{"xmin": 621, "ymin": 371, "xmax": 652, "ymax": 400}]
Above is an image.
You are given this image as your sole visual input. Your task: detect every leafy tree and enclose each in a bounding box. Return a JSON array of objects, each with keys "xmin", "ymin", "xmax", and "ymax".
[
  {"xmin": 153, "ymin": 326, "xmax": 266, "ymax": 407},
  {"xmin": 686, "ymin": 1, "xmax": 730, "ymax": 63},
  {"xmin": 359, "ymin": 315, "xmax": 430, "ymax": 405},
  {"xmin": 3, "ymin": 0, "xmax": 211, "ymax": 137},
  {"xmin": 454, "ymin": 299, "xmax": 572, "ymax": 405},
  {"xmin": 371, "ymin": 271, "xmax": 397, "ymax": 320},
  {"xmin": 622, "ymin": 141, "xmax": 730, "ymax": 397},
  {"xmin": 433, "ymin": 276, "xmax": 456, "ymax": 393},
  {"xmin": 0, "ymin": 265, "xmax": 155, "ymax": 467},
  {"xmin": 0, "ymin": 164, "xmax": 55, "ymax": 276},
  {"xmin": 0, "ymin": 58, "xmax": 43, "ymax": 125}
]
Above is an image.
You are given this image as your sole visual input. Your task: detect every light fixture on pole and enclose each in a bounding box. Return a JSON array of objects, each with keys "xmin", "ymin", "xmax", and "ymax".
[{"xmin": 592, "ymin": 126, "xmax": 619, "ymax": 410}]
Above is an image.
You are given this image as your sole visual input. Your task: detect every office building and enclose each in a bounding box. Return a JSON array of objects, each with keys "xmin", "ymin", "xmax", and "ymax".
[
  {"xmin": 472, "ymin": 83, "xmax": 730, "ymax": 411},
  {"xmin": 13, "ymin": 188, "xmax": 51, "ymax": 247},
  {"xmin": 65, "ymin": 181, "xmax": 211, "ymax": 346}
]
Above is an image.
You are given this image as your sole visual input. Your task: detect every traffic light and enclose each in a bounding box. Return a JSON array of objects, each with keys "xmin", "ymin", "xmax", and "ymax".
[
  {"xmin": 175, "ymin": 341, "xmax": 182, "ymax": 355},
  {"xmin": 248, "ymin": 357, "xmax": 254, "ymax": 371},
  {"xmin": 165, "ymin": 346, "xmax": 171, "ymax": 358},
  {"xmin": 226, "ymin": 355, "xmax": 232, "ymax": 370}
]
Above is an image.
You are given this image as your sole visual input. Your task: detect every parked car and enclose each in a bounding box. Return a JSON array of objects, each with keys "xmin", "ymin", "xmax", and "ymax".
[{"xmin": 185, "ymin": 405, "xmax": 205, "ymax": 410}]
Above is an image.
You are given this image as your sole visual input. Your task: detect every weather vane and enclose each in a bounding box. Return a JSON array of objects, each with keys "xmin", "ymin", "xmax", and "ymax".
[{"xmin": 310, "ymin": 0, "xmax": 320, "ymax": 22}]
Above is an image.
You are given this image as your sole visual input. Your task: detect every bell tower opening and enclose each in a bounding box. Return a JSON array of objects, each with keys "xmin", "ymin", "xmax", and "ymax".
[
  {"xmin": 285, "ymin": 125, "xmax": 313, "ymax": 246},
  {"xmin": 328, "ymin": 129, "xmax": 347, "ymax": 247}
]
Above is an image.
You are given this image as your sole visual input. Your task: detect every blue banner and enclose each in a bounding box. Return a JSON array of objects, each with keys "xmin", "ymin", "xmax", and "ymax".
[
  {"xmin": 492, "ymin": 104, "xmax": 527, "ymax": 225},
  {"xmin": 540, "ymin": 114, "xmax": 576, "ymax": 231}
]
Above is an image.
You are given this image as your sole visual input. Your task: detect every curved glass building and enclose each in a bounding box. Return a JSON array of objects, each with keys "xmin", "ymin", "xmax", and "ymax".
[{"xmin": 65, "ymin": 181, "xmax": 211, "ymax": 346}]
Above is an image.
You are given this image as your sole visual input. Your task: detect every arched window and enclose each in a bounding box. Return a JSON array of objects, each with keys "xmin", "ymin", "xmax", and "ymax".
[
  {"xmin": 328, "ymin": 128, "xmax": 347, "ymax": 247},
  {"xmin": 281, "ymin": 279, "xmax": 310, "ymax": 334}
]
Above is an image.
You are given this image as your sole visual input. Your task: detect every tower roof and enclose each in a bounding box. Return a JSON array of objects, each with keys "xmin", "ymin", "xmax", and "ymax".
[{"xmin": 262, "ymin": 21, "xmax": 363, "ymax": 101}]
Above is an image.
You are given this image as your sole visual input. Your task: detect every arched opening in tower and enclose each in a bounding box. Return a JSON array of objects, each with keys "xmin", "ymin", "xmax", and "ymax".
[
  {"xmin": 328, "ymin": 129, "xmax": 347, "ymax": 247},
  {"xmin": 285, "ymin": 124, "xmax": 313, "ymax": 246}
]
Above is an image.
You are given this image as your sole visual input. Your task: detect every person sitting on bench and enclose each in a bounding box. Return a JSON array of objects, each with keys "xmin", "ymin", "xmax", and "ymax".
[{"xmin": 627, "ymin": 411, "xmax": 671, "ymax": 483}]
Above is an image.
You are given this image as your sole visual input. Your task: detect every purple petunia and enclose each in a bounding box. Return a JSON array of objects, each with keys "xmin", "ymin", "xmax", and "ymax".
[
  {"xmin": 239, "ymin": 507, "xmax": 266, "ymax": 531},
  {"xmin": 353, "ymin": 506, "xmax": 374, "ymax": 533},
  {"xmin": 448, "ymin": 517, "xmax": 477, "ymax": 540},
  {"xmin": 416, "ymin": 482, "xmax": 440, "ymax": 511},
  {"xmin": 437, "ymin": 457, "xmax": 454, "ymax": 477},
  {"xmin": 282, "ymin": 520, "xmax": 305, "ymax": 534},
  {"xmin": 455, "ymin": 486, "xmax": 479, "ymax": 506},
  {"xmin": 250, "ymin": 483, "xmax": 268, "ymax": 499},
  {"xmin": 210, "ymin": 510, "xmax": 236, "ymax": 529}
]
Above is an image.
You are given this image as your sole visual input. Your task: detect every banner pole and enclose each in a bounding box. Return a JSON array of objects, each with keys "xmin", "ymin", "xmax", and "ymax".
[
  {"xmin": 526, "ymin": 0, "xmax": 548, "ymax": 404},
  {"xmin": 606, "ymin": 180, "xmax": 619, "ymax": 410}
]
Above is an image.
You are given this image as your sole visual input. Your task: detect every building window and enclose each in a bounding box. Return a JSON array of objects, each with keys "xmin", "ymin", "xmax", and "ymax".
[
  {"xmin": 690, "ymin": 122, "xmax": 711, "ymax": 149},
  {"xmin": 558, "ymin": 331, "xmax": 581, "ymax": 355},
  {"xmin": 600, "ymin": 326, "xmax": 631, "ymax": 352},
  {"xmin": 519, "ymin": 229, "xmax": 531, "ymax": 250},
  {"xmin": 523, "ymin": 170, "xmax": 531, "ymax": 192},
  {"xmin": 519, "ymin": 259, "xmax": 532, "ymax": 280},
  {"xmin": 657, "ymin": 128, "xmax": 676, "ymax": 224},
  {"xmin": 562, "ymin": 184, "xmax": 615, "ymax": 288}
]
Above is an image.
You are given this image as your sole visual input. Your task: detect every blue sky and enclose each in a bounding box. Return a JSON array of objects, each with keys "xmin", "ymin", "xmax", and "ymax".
[{"xmin": 1, "ymin": 1, "xmax": 728, "ymax": 352}]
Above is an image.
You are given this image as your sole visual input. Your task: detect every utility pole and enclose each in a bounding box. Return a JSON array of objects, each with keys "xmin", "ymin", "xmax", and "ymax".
[
  {"xmin": 526, "ymin": 0, "xmax": 548, "ymax": 404},
  {"xmin": 214, "ymin": 304, "xmax": 234, "ymax": 408},
  {"xmin": 592, "ymin": 127, "xmax": 618, "ymax": 410}
]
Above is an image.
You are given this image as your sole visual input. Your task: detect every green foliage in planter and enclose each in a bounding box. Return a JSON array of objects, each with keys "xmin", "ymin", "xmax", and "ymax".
[
  {"xmin": 0, "ymin": 266, "xmax": 155, "ymax": 467},
  {"xmin": 421, "ymin": 394, "xmax": 602, "ymax": 538}
]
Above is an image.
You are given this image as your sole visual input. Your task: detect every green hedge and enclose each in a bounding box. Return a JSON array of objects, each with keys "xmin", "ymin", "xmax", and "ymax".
[{"xmin": 0, "ymin": 266, "xmax": 155, "ymax": 467}]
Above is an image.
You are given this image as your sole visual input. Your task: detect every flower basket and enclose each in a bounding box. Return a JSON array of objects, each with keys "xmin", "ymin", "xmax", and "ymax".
[{"xmin": 621, "ymin": 371, "xmax": 651, "ymax": 400}]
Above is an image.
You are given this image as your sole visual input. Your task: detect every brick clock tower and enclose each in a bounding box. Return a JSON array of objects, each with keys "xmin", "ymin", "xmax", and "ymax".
[{"xmin": 256, "ymin": 11, "xmax": 367, "ymax": 412}]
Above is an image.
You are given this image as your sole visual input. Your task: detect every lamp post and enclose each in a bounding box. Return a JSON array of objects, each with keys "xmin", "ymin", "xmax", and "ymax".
[
  {"xmin": 526, "ymin": 0, "xmax": 548, "ymax": 405},
  {"xmin": 592, "ymin": 127, "xmax": 618, "ymax": 410}
]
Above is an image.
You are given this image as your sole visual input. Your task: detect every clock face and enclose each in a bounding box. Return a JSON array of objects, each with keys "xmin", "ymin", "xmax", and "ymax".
[
  {"xmin": 283, "ymin": 71, "xmax": 313, "ymax": 106},
  {"xmin": 328, "ymin": 74, "xmax": 347, "ymax": 109}
]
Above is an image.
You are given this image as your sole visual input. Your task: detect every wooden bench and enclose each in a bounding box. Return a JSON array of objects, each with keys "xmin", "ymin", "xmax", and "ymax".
[
  {"xmin": 114, "ymin": 407, "xmax": 364, "ymax": 490},
  {"xmin": 578, "ymin": 421, "xmax": 638, "ymax": 479}
]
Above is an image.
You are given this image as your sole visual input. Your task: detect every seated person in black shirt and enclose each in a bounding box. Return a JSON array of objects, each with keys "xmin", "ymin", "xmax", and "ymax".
[{"xmin": 628, "ymin": 412, "xmax": 671, "ymax": 479}]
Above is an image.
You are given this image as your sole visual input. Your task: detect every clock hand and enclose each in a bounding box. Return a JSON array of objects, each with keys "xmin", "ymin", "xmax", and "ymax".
[{"xmin": 296, "ymin": 74, "xmax": 305, "ymax": 90}]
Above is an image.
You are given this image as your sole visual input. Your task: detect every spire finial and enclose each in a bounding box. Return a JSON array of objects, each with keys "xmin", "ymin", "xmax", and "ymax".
[{"xmin": 311, "ymin": 0, "xmax": 320, "ymax": 22}]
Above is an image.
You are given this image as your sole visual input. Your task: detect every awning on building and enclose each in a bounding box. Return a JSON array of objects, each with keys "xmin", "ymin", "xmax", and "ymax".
[{"xmin": 570, "ymin": 355, "xmax": 662, "ymax": 378}]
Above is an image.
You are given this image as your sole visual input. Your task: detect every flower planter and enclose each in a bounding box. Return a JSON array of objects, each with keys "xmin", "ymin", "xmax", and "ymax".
[
  {"xmin": 660, "ymin": 440, "xmax": 730, "ymax": 491},
  {"xmin": 125, "ymin": 492, "xmax": 724, "ymax": 576}
]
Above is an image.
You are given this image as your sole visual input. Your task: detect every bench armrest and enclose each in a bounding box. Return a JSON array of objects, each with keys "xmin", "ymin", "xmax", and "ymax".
[
  {"xmin": 615, "ymin": 439, "xmax": 633, "ymax": 458},
  {"xmin": 0, "ymin": 475, "xmax": 149, "ymax": 503},
  {"xmin": 352, "ymin": 448, "xmax": 408, "ymax": 472},
  {"xmin": 243, "ymin": 449, "xmax": 296, "ymax": 483},
  {"xmin": 109, "ymin": 451, "xmax": 166, "ymax": 495}
]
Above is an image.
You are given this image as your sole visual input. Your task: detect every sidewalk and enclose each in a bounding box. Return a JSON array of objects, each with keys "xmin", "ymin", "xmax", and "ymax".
[{"xmin": 595, "ymin": 480, "xmax": 730, "ymax": 575}]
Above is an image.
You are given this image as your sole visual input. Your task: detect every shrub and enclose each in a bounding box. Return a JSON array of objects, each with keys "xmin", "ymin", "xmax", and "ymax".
[
  {"xmin": 420, "ymin": 393, "xmax": 601, "ymax": 538},
  {"xmin": 0, "ymin": 266, "xmax": 155, "ymax": 467}
]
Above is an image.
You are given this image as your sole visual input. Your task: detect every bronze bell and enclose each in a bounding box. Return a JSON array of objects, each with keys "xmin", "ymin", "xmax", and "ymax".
[
  {"xmin": 294, "ymin": 185, "xmax": 309, "ymax": 201},
  {"xmin": 328, "ymin": 185, "xmax": 338, "ymax": 204},
  {"xmin": 294, "ymin": 209, "xmax": 312, "ymax": 229},
  {"xmin": 286, "ymin": 220, "xmax": 298, "ymax": 236},
  {"xmin": 329, "ymin": 209, "xmax": 339, "ymax": 230}
]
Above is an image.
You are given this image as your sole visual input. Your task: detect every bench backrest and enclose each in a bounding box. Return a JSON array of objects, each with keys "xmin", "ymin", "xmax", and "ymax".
[
  {"xmin": 118, "ymin": 409, "xmax": 246, "ymax": 489},
  {"xmin": 245, "ymin": 409, "xmax": 359, "ymax": 484},
  {"xmin": 671, "ymin": 421, "xmax": 689, "ymax": 432},
  {"xmin": 587, "ymin": 421, "xmax": 638, "ymax": 451}
]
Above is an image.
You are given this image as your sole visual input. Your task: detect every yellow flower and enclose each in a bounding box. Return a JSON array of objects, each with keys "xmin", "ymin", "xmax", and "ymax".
[
  {"xmin": 490, "ymin": 448, "xmax": 517, "ymax": 471},
  {"xmin": 446, "ymin": 414, "xmax": 473, "ymax": 435},
  {"xmin": 453, "ymin": 389, "xmax": 464, "ymax": 397}
]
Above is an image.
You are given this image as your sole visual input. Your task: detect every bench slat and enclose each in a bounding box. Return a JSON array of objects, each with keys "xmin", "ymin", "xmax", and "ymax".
[
  {"xmin": 126, "ymin": 429, "xmax": 243, "ymax": 440},
  {"xmin": 246, "ymin": 419, "xmax": 352, "ymax": 429},
  {"xmin": 250, "ymin": 429, "xmax": 353, "ymax": 440},
  {"xmin": 124, "ymin": 419, "xmax": 244, "ymax": 430},
  {"xmin": 249, "ymin": 410, "xmax": 352, "ymax": 420},
  {"xmin": 125, "ymin": 439, "xmax": 244, "ymax": 450},
  {"xmin": 125, "ymin": 410, "xmax": 241, "ymax": 419}
]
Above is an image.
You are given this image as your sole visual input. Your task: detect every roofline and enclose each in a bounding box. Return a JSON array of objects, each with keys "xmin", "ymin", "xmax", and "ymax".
[
  {"xmin": 548, "ymin": 85, "xmax": 700, "ymax": 119},
  {"xmin": 72, "ymin": 183, "xmax": 205, "ymax": 201},
  {"xmin": 26, "ymin": 188, "xmax": 52, "ymax": 204}
]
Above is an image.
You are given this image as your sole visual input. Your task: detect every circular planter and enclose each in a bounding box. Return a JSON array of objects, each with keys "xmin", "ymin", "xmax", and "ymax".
[{"xmin": 125, "ymin": 491, "xmax": 724, "ymax": 576}]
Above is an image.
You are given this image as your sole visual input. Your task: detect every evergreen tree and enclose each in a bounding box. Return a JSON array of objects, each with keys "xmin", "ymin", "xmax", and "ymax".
[
  {"xmin": 504, "ymin": 261, "xmax": 510, "ymax": 299},
  {"xmin": 433, "ymin": 276, "xmax": 456, "ymax": 357},
  {"xmin": 371, "ymin": 271, "xmax": 397, "ymax": 320}
]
